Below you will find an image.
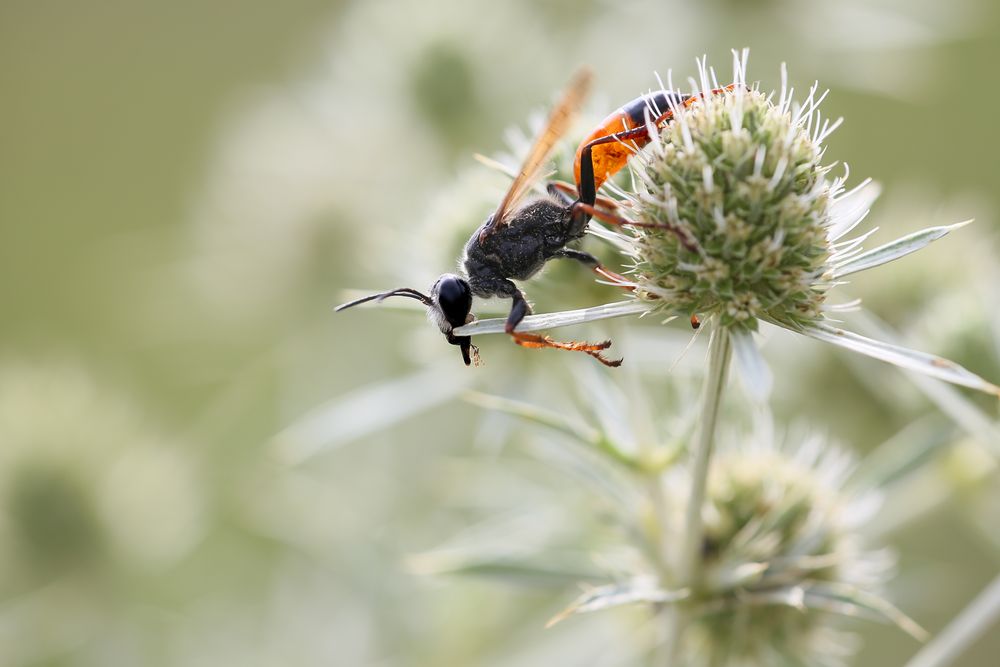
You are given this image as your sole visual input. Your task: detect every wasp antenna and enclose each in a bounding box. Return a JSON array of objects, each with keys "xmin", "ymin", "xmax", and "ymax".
[{"xmin": 335, "ymin": 288, "xmax": 432, "ymax": 312}]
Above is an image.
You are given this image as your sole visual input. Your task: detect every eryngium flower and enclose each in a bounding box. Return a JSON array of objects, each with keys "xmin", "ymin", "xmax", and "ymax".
[
  {"xmin": 455, "ymin": 53, "xmax": 998, "ymax": 397},
  {"xmin": 631, "ymin": 81, "xmax": 837, "ymax": 329},
  {"xmin": 470, "ymin": 377, "xmax": 924, "ymax": 665},
  {"xmin": 679, "ymin": 434, "xmax": 906, "ymax": 667}
]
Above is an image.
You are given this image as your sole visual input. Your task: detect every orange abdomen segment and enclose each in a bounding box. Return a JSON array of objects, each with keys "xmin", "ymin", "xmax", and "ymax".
[
  {"xmin": 572, "ymin": 108, "xmax": 649, "ymax": 194},
  {"xmin": 573, "ymin": 85, "xmax": 740, "ymax": 196}
]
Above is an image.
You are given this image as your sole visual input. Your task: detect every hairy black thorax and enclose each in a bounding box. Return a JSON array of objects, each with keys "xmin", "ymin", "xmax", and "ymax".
[{"xmin": 463, "ymin": 198, "xmax": 586, "ymax": 298}]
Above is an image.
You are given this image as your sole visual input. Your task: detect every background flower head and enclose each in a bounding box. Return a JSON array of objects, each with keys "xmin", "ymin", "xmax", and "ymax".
[{"xmin": 676, "ymin": 430, "xmax": 900, "ymax": 667}]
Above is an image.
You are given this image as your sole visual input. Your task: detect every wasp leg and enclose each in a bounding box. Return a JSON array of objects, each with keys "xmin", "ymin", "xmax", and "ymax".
[
  {"xmin": 571, "ymin": 124, "xmax": 662, "ymax": 234},
  {"xmin": 593, "ymin": 265, "xmax": 635, "ymax": 290},
  {"xmin": 552, "ymin": 249, "xmax": 635, "ymax": 292},
  {"xmin": 510, "ymin": 331, "xmax": 622, "ymax": 367},
  {"xmin": 553, "ymin": 248, "xmax": 695, "ymax": 322},
  {"xmin": 494, "ymin": 279, "xmax": 622, "ymax": 367},
  {"xmin": 571, "ymin": 202, "xmax": 696, "ymax": 251},
  {"xmin": 547, "ymin": 181, "xmax": 622, "ymax": 212},
  {"xmin": 552, "ymin": 247, "xmax": 599, "ymax": 268},
  {"xmin": 576, "ymin": 126, "xmax": 646, "ymax": 214},
  {"xmin": 505, "ymin": 288, "xmax": 532, "ymax": 334},
  {"xmin": 547, "ymin": 182, "xmax": 576, "ymax": 206}
]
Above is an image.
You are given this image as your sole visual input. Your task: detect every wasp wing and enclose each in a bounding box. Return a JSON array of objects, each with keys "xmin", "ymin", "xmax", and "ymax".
[{"xmin": 479, "ymin": 68, "xmax": 592, "ymax": 242}]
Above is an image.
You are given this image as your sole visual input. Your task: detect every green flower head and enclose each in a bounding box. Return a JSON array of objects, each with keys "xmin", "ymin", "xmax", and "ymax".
[{"xmin": 632, "ymin": 72, "xmax": 839, "ymax": 329}]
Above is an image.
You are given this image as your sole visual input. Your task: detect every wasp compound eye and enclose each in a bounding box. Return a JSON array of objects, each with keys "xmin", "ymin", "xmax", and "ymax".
[{"xmin": 436, "ymin": 275, "xmax": 472, "ymax": 329}]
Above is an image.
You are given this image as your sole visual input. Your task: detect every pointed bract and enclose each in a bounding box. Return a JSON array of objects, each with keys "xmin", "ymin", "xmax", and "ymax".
[{"xmin": 832, "ymin": 220, "xmax": 973, "ymax": 279}]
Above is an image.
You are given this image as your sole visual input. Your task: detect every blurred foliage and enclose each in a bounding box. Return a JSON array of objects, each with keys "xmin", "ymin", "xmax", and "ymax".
[{"xmin": 1, "ymin": 0, "xmax": 999, "ymax": 665}]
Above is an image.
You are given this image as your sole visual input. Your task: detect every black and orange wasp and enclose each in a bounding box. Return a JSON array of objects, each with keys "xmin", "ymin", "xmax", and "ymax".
[{"xmin": 337, "ymin": 69, "xmax": 736, "ymax": 366}]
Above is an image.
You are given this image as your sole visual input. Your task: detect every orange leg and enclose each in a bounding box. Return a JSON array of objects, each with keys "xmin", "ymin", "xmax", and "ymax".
[
  {"xmin": 501, "ymin": 285, "xmax": 622, "ymax": 367},
  {"xmin": 508, "ymin": 330, "xmax": 622, "ymax": 367},
  {"xmin": 593, "ymin": 264, "xmax": 635, "ymax": 291},
  {"xmin": 592, "ymin": 264, "xmax": 699, "ymax": 331},
  {"xmin": 572, "ymin": 202, "xmax": 697, "ymax": 252},
  {"xmin": 549, "ymin": 181, "xmax": 623, "ymax": 212}
]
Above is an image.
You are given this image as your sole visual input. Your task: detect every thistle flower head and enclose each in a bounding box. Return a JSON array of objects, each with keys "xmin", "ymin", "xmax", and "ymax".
[
  {"xmin": 678, "ymin": 432, "xmax": 897, "ymax": 667},
  {"xmin": 457, "ymin": 375, "xmax": 920, "ymax": 665},
  {"xmin": 630, "ymin": 58, "xmax": 842, "ymax": 330}
]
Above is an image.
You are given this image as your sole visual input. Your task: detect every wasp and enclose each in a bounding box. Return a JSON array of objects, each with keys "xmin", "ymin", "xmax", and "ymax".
[{"xmin": 337, "ymin": 69, "xmax": 736, "ymax": 366}]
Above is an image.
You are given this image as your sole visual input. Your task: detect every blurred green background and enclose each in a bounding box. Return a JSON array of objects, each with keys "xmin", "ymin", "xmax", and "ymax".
[{"xmin": 2, "ymin": 0, "xmax": 999, "ymax": 665}]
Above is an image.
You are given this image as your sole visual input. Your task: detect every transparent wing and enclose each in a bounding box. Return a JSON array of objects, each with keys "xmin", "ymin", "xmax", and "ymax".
[{"xmin": 480, "ymin": 68, "xmax": 592, "ymax": 241}]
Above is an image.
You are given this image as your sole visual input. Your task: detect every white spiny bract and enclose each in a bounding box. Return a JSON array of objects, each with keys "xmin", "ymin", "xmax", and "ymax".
[{"xmin": 629, "ymin": 67, "xmax": 845, "ymax": 330}]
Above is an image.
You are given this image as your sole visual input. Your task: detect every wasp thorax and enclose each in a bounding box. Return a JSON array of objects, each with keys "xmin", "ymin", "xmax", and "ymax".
[{"xmin": 633, "ymin": 89, "xmax": 835, "ymax": 329}]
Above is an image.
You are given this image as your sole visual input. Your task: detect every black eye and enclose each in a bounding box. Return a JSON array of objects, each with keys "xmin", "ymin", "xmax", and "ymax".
[{"xmin": 437, "ymin": 276, "xmax": 472, "ymax": 328}]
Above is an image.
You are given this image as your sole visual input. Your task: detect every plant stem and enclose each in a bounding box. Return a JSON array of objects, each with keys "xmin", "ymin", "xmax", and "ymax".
[
  {"xmin": 649, "ymin": 477, "xmax": 676, "ymax": 667},
  {"xmin": 678, "ymin": 324, "xmax": 731, "ymax": 586},
  {"xmin": 661, "ymin": 324, "xmax": 731, "ymax": 664},
  {"xmin": 904, "ymin": 572, "xmax": 1000, "ymax": 667}
]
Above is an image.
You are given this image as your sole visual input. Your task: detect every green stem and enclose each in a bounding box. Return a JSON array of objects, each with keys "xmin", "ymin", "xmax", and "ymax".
[
  {"xmin": 904, "ymin": 572, "xmax": 1000, "ymax": 667},
  {"xmin": 678, "ymin": 324, "xmax": 731, "ymax": 584},
  {"xmin": 662, "ymin": 324, "xmax": 731, "ymax": 664},
  {"xmin": 648, "ymin": 476, "xmax": 675, "ymax": 667}
]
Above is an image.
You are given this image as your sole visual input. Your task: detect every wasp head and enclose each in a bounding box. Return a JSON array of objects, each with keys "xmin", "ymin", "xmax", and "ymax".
[
  {"xmin": 430, "ymin": 274, "xmax": 478, "ymax": 366},
  {"xmin": 430, "ymin": 274, "xmax": 472, "ymax": 329},
  {"xmin": 335, "ymin": 275, "xmax": 478, "ymax": 366}
]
